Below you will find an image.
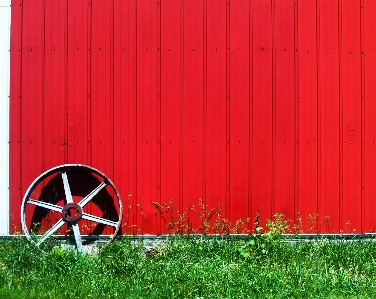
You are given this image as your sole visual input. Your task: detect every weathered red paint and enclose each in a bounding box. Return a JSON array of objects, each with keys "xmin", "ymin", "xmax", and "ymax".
[{"xmin": 10, "ymin": 0, "xmax": 376, "ymax": 234}]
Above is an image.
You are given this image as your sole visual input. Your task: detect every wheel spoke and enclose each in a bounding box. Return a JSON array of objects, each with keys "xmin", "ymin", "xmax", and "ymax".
[
  {"xmin": 36, "ymin": 218, "xmax": 65, "ymax": 246},
  {"xmin": 82, "ymin": 212, "xmax": 118, "ymax": 227},
  {"xmin": 72, "ymin": 223, "xmax": 83, "ymax": 252},
  {"xmin": 79, "ymin": 181, "xmax": 107, "ymax": 208},
  {"xmin": 61, "ymin": 170, "xmax": 74, "ymax": 204},
  {"xmin": 27, "ymin": 199, "xmax": 63, "ymax": 213}
]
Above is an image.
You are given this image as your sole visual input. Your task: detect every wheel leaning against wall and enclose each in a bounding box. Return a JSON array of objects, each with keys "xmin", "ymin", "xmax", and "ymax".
[{"xmin": 21, "ymin": 164, "xmax": 123, "ymax": 252}]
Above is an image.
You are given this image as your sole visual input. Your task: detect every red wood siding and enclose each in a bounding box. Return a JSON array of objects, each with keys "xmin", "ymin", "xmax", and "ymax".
[{"xmin": 10, "ymin": 0, "xmax": 376, "ymax": 234}]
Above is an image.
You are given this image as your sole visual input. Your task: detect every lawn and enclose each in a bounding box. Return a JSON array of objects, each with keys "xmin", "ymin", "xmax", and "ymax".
[{"xmin": 1, "ymin": 233, "xmax": 376, "ymax": 299}]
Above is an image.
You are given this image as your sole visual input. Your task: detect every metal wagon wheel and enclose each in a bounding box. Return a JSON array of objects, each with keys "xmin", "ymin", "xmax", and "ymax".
[{"xmin": 21, "ymin": 164, "xmax": 123, "ymax": 252}]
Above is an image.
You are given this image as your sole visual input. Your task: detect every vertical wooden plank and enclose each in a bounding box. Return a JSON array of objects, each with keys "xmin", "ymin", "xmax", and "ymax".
[
  {"xmin": 113, "ymin": 0, "xmax": 138, "ymax": 234},
  {"xmin": 340, "ymin": 0, "xmax": 362, "ymax": 233},
  {"xmin": 90, "ymin": 0, "xmax": 114, "ymax": 235},
  {"xmin": 91, "ymin": 0, "xmax": 112, "ymax": 174},
  {"xmin": 251, "ymin": 0, "xmax": 273, "ymax": 230},
  {"xmin": 9, "ymin": 0, "xmax": 23, "ymax": 231},
  {"xmin": 67, "ymin": 0, "xmax": 91, "ymax": 235},
  {"xmin": 156, "ymin": 0, "xmax": 161, "ymax": 235},
  {"xmin": 136, "ymin": 0, "xmax": 159, "ymax": 234},
  {"xmin": 20, "ymin": 0, "xmax": 45, "ymax": 218},
  {"xmin": 297, "ymin": 0, "xmax": 318, "ymax": 232},
  {"xmin": 364, "ymin": 0, "xmax": 376, "ymax": 233},
  {"xmin": 67, "ymin": 0, "xmax": 90, "ymax": 164},
  {"xmin": 205, "ymin": 0, "xmax": 227, "ymax": 221},
  {"xmin": 228, "ymin": 0, "xmax": 250, "ymax": 227},
  {"xmin": 274, "ymin": 0, "xmax": 295, "ymax": 223},
  {"xmin": 43, "ymin": 0, "xmax": 67, "ymax": 170},
  {"xmin": 360, "ymin": 0, "xmax": 365, "ymax": 234},
  {"xmin": 317, "ymin": 0, "xmax": 340, "ymax": 233},
  {"xmin": 160, "ymin": 0, "xmax": 181, "ymax": 232},
  {"xmin": 181, "ymin": 0, "xmax": 204, "ymax": 231}
]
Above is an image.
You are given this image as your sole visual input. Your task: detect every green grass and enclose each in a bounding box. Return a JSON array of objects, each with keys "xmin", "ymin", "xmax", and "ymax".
[{"xmin": 1, "ymin": 235, "xmax": 376, "ymax": 298}]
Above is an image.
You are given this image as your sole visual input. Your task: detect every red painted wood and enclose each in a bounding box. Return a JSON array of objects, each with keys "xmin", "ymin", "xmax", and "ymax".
[
  {"xmin": 364, "ymin": 0, "xmax": 376, "ymax": 233},
  {"xmin": 340, "ymin": 0, "xmax": 362, "ymax": 233},
  {"xmin": 181, "ymin": 0, "xmax": 204, "ymax": 231},
  {"xmin": 9, "ymin": 0, "xmax": 23, "ymax": 232},
  {"xmin": 18, "ymin": 0, "xmax": 46, "ymax": 233},
  {"xmin": 90, "ymin": 0, "xmax": 116, "ymax": 235},
  {"xmin": 91, "ymin": 0, "xmax": 112, "ymax": 175},
  {"xmin": 317, "ymin": 0, "xmax": 340, "ymax": 233},
  {"xmin": 228, "ymin": 0, "xmax": 250, "ymax": 229},
  {"xmin": 10, "ymin": 0, "xmax": 376, "ymax": 234},
  {"xmin": 67, "ymin": 0, "xmax": 90, "ymax": 165},
  {"xmin": 297, "ymin": 0, "xmax": 318, "ymax": 232},
  {"xmin": 113, "ymin": 0, "xmax": 138, "ymax": 234},
  {"xmin": 20, "ymin": 0, "xmax": 45, "ymax": 210},
  {"xmin": 136, "ymin": 0, "xmax": 159, "ymax": 234},
  {"xmin": 205, "ymin": 0, "xmax": 227, "ymax": 228},
  {"xmin": 43, "ymin": 0, "xmax": 67, "ymax": 170},
  {"xmin": 274, "ymin": 0, "xmax": 295, "ymax": 225},
  {"xmin": 160, "ymin": 0, "xmax": 182, "ymax": 232},
  {"xmin": 251, "ymin": 0, "xmax": 273, "ymax": 231}
]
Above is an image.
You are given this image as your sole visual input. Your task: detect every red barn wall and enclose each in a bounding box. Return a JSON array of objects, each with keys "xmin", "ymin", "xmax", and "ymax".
[{"xmin": 10, "ymin": 0, "xmax": 376, "ymax": 234}]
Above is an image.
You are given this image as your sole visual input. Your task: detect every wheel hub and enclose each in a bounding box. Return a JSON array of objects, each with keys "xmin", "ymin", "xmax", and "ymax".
[{"xmin": 62, "ymin": 202, "xmax": 83, "ymax": 224}]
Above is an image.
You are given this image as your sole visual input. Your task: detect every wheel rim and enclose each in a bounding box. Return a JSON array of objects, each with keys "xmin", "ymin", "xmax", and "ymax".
[{"xmin": 21, "ymin": 164, "xmax": 123, "ymax": 252}]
